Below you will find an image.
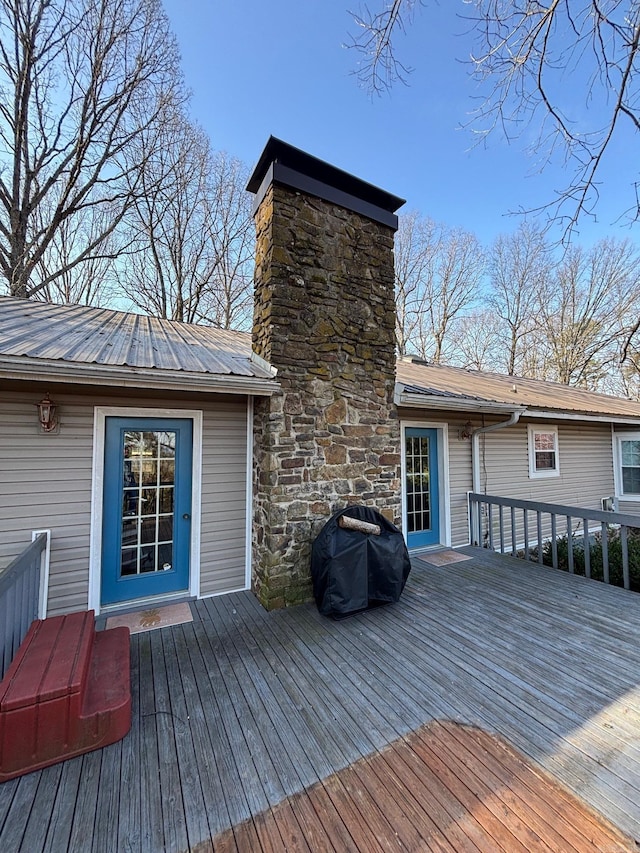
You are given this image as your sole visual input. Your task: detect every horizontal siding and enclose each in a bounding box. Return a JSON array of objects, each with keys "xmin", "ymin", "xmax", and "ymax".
[
  {"xmin": 446, "ymin": 415, "xmax": 475, "ymax": 546},
  {"xmin": 0, "ymin": 395, "xmax": 94, "ymax": 615},
  {"xmin": 199, "ymin": 401, "xmax": 248, "ymax": 597},
  {"xmin": 399, "ymin": 408, "xmax": 622, "ymax": 549},
  {"xmin": 0, "ymin": 388, "xmax": 249, "ymax": 615},
  {"xmin": 616, "ymin": 500, "xmax": 640, "ymax": 516},
  {"xmin": 483, "ymin": 420, "xmax": 615, "ymax": 510}
]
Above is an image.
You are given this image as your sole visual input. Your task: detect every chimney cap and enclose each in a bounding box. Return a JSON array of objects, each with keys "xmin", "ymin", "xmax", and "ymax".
[{"xmin": 247, "ymin": 136, "xmax": 405, "ymax": 228}]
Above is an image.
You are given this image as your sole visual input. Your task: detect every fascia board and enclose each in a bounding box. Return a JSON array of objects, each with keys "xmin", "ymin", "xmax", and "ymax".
[
  {"xmin": 398, "ymin": 390, "xmax": 526, "ymax": 414},
  {"xmin": 0, "ymin": 356, "xmax": 279, "ymax": 396},
  {"xmin": 524, "ymin": 408, "xmax": 640, "ymax": 426}
]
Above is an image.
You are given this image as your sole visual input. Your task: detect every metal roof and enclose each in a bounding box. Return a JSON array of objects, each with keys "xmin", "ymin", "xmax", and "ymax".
[
  {"xmin": 397, "ymin": 358, "xmax": 640, "ymax": 421},
  {"xmin": 4, "ymin": 298, "xmax": 640, "ymax": 418},
  {"xmin": 0, "ymin": 297, "xmax": 277, "ymax": 395}
]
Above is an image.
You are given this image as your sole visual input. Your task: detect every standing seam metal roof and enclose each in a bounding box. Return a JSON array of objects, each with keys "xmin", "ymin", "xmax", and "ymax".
[
  {"xmin": 0, "ymin": 296, "xmax": 268, "ymax": 378},
  {"xmin": 397, "ymin": 359, "xmax": 640, "ymax": 419}
]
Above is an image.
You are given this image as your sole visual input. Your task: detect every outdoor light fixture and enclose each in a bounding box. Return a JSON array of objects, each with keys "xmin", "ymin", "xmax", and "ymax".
[
  {"xmin": 36, "ymin": 394, "xmax": 57, "ymax": 432},
  {"xmin": 460, "ymin": 420, "xmax": 474, "ymax": 441}
]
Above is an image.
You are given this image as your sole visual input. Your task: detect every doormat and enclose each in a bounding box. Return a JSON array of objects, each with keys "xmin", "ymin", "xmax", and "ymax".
[
  {"xmin": 105, "ymin": 602, "xmax": 193, "ymax": 634},
  {"xmin": 416, "ymin": 549, "xmax": 472, "ymax": 567}
]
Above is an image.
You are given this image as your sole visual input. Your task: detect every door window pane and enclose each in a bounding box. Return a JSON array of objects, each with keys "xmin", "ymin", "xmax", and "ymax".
[
  {"xmin": 406, "ymin": 435, "xmax": 431, "ymax": 534},
  {"xmin": 119, "ymin": 429, "xmax": 178, "ymax": 578}
]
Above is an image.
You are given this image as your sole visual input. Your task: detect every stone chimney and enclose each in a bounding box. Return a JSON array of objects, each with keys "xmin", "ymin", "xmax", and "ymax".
[{"xmin": 247, "ymin": 137, "xmax": 405, "ymax": 609}]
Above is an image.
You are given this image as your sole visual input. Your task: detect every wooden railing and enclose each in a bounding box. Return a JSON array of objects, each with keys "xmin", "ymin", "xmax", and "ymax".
[
  {"xmin": 468, "ymin": 492, "xmax": 640, "ymax": 591},
  {"xmin": 0, "ymin": 533, "xmax": 48, "ymax": 678}
]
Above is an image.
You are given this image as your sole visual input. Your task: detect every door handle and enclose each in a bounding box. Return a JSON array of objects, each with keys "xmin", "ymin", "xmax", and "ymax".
[{"xmin": 182, "ymin": 513, "xmax": 191, "ymax": 520}]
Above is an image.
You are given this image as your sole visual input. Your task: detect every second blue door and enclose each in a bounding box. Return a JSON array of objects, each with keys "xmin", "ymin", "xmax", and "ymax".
[
  {"xmin": 405, "ymin": 427, "xmax": 440, "ymax": 549},
  {"xmin": 101, "ymin": 417, "xmax": 192, "ymax": 606}
]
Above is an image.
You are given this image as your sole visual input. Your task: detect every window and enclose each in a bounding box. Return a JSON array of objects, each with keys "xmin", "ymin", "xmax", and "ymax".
[
  {"xmin": 618, "ymin": 436, "xmax": 640, "ymax": 495},
  {"xmin": 528, "ymin": 426, "xmax": 559, "ymax": 478}
]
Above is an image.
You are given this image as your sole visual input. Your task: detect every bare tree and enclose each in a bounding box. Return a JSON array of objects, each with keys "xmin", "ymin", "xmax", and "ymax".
[
  {"xmin": 395, "ymin": 212, "xmax": 484, "ymax": 361},
  {"xmin": 349, "ymin": 0, "xmax": 419, "ymax": 93},
  {"xmin": 350, "ymin": 2, "xmax": 640, "ymax": 231},
  {"xmin": 119, "ymin": 119, "xmax": 254, "ymax": 329},
  {"xmin": 448, "ymin": 308, "xmax": 504, "ymax": 371},
  {"xmin": 487, "ymin": 222, "xmax": 551, "ymax": 375},
  {"xmin": 0, "ymin": 0, "xmax": 184, "ymax": 299},
  {"xmin": 119, "ymin": 116, "xmax": 215, "ymax": 322},
  {"xmin": 32, "ymin": 203, "xmax": 125, "ymax": 305},
  {"xmin": 536, "ymin": 238, "xmax": 640, "ymax": 388},
  {"xmin": 199, "ymin": 152, "xmax": 254, "ymax": 330},
  {"xmin": 394, "ymin": 211, "xmax": 437, "ymax": 355}
]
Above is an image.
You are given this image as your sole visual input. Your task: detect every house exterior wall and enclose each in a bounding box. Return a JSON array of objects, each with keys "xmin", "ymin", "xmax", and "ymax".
[
  {"xmin": 399, "ymin": 408, "xmax": 619, "ymax": 547},
  {"xmin": 481, "ymin": 419, "xmax": 615, "ymax": 509},
  {"xmin": 0, "ymin": 388, "xmax": 249, "ymax": 615}
]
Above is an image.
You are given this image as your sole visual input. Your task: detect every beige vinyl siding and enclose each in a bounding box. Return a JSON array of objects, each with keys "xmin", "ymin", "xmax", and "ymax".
[
  {"xmin": 199, "ymin": 401, "xmax": 248, "ymax": 596},
  {"xmin": 476, "ymin": 420, "xmax": 615, "ymax": 550},
  {"xmin": 481, "ymin": 420, "xmax": 615, "ymax": 510},
  {"xmin": 0, "ymin": 388, "xmax": 249, "ymax": 615},
  {"xmin": 616, "ymin": 500, "xmax": 640, "ymax": 517},
  {"xmin": 0, "ymin": 394, "xmax": 93, "ymax": 615},
  {"xmin": 446, "ymin": 415, "xmax": 475, "ymax": 546}
]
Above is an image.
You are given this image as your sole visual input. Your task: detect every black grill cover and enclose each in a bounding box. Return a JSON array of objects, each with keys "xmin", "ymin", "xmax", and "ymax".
[{"xmin": 311, "ymin": 505, "xmax": 411, "ymax": 618}]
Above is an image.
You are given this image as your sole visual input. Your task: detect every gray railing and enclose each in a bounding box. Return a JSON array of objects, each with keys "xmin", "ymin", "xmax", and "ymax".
[
  {"xmin": 468, "ymin": 492, "xmax": 640, "ymax": 590},
  {"xmin": 0, "ymin": 533, "xmax": 48, "ymax": 678}
]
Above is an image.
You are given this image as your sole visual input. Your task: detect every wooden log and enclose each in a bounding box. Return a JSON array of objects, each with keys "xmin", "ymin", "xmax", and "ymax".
[{"xmin": 338, "ymin": 516, "xmax": 381, "ymax": 536}]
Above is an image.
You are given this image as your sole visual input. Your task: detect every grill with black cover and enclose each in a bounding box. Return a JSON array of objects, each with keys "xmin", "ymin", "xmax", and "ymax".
[{"xmin": 311, "ymin": 505, "xmax": 411, "ymax": 618}]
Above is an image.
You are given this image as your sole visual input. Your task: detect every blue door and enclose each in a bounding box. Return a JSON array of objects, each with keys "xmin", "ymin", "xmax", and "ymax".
[
  {"xmin": 101, "ymin": 417, "xmax": 192, "ymax": 605},
  {"xmin": 405, "ymin": 428, "xmax": 440, "ymax": 549}
]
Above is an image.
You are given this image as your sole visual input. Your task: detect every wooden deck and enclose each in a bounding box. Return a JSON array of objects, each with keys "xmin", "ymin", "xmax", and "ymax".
[{"xmin": 2, "ymin": 547, "xmax": 640, "ymax": 851}]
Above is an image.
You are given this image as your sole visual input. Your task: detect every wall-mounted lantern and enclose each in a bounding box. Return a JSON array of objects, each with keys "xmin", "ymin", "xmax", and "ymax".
[
  {"xmin": 460, "ymin": 420, "xmax": 474, "ymax": 441},
  {"xmin": 36, "ymin": 394, "xmax": 58, "ymax": 433}
]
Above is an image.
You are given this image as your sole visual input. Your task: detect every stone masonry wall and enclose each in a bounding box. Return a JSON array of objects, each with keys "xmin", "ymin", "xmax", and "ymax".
[{"xmin": 252, "ymin": 182, "xmax": 401, "ymax": 609}]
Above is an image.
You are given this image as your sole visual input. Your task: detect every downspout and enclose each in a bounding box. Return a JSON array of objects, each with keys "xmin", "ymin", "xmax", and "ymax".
[{"xmin": 471, "ymin": 409, "xmax": 526, "ymax": 495}]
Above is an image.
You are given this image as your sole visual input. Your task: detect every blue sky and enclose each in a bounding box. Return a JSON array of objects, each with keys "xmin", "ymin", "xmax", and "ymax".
[{"xmin": 161, "ymin": 0, "xmax": 637, "ymax": 248}]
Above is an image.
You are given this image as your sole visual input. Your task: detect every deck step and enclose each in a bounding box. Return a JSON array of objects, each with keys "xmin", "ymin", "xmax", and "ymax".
[{"xmin": 0, "ymin": 611, "xmax": 131, "ymax": 782}]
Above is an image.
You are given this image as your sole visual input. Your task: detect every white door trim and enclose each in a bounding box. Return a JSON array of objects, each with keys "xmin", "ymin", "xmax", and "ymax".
[
  {"xmin": 89, "ymin": 406, "xmax": 203, "ymax": 614},
  {"xmin": 400, "ymin": 420, "xmax": 451, "ymax": 549}
]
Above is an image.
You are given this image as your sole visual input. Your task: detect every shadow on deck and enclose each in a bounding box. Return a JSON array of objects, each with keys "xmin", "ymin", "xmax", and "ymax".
[{"xmin": 2, "ymin": 547, "xmax": 640, "ymax": 851}]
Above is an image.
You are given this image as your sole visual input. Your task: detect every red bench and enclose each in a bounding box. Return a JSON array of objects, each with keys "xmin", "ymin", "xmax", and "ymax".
[{"xmin": 0, "ymin": 610, "xmax": 131, "ymax": 781}]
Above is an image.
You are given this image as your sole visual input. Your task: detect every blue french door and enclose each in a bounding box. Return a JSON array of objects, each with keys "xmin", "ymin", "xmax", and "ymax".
[
  {"xmin": 405, "ymin": 428, "xmax": 440, "ymax": 549},
  {"xmin": 101, "ymin": 417, "xmax": 192, "ymax": 605}
]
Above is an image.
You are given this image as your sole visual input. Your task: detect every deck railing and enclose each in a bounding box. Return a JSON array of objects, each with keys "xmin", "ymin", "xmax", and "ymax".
[
  {"xmin": 0, "ymin": 532, "xmax": 49, "ymax": 678},
  {"xmin": 468, "ymin": 492, "xmax": 640, "ymax": 590}
]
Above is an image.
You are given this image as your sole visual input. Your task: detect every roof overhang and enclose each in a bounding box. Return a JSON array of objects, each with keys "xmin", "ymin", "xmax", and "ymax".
[
  {"xmin": 0, "ymin": 356, "xmax": 280, "ymax": 396},
  {"xmin": 396, "ymin": 386, "xmax": 526, "ymax": 414},
  {"xmin": 396, "ymin": 386, "xmax": 640, "ymax": 425},
  {"xmin": 524, "ymin": 408, "xmax": 640, "ymax": 426}
]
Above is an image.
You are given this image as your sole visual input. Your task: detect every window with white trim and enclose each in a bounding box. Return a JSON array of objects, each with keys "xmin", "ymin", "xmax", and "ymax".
[
  {"xmin": 618, "ymin": 435, "xmax": 640, "ymax": 495},
  {"xmin": 528, "ymin": 426, "xmax": 559, "ymax": 478}
]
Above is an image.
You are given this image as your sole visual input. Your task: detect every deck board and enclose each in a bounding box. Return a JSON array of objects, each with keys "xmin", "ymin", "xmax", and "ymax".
[
  {"xmin": 43, "ymin": 758, "xmax": 81, "ymax": 852},
  {"xmin": 2, "ymin": 547, "xmax": 640, "ymax": 850},
  {"xmin": 116, "ymin": 631, "xmax": 141, "ymax": 853},
  {"xmin": 212, "ymin": 720, "xmax": 636, "ymax": 852}
]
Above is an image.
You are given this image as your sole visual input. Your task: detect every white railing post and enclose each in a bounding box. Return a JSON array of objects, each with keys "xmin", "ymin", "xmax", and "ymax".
[{"xmin": 32, "ymin": 529, "xmax": 51, "ymax": 619}]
